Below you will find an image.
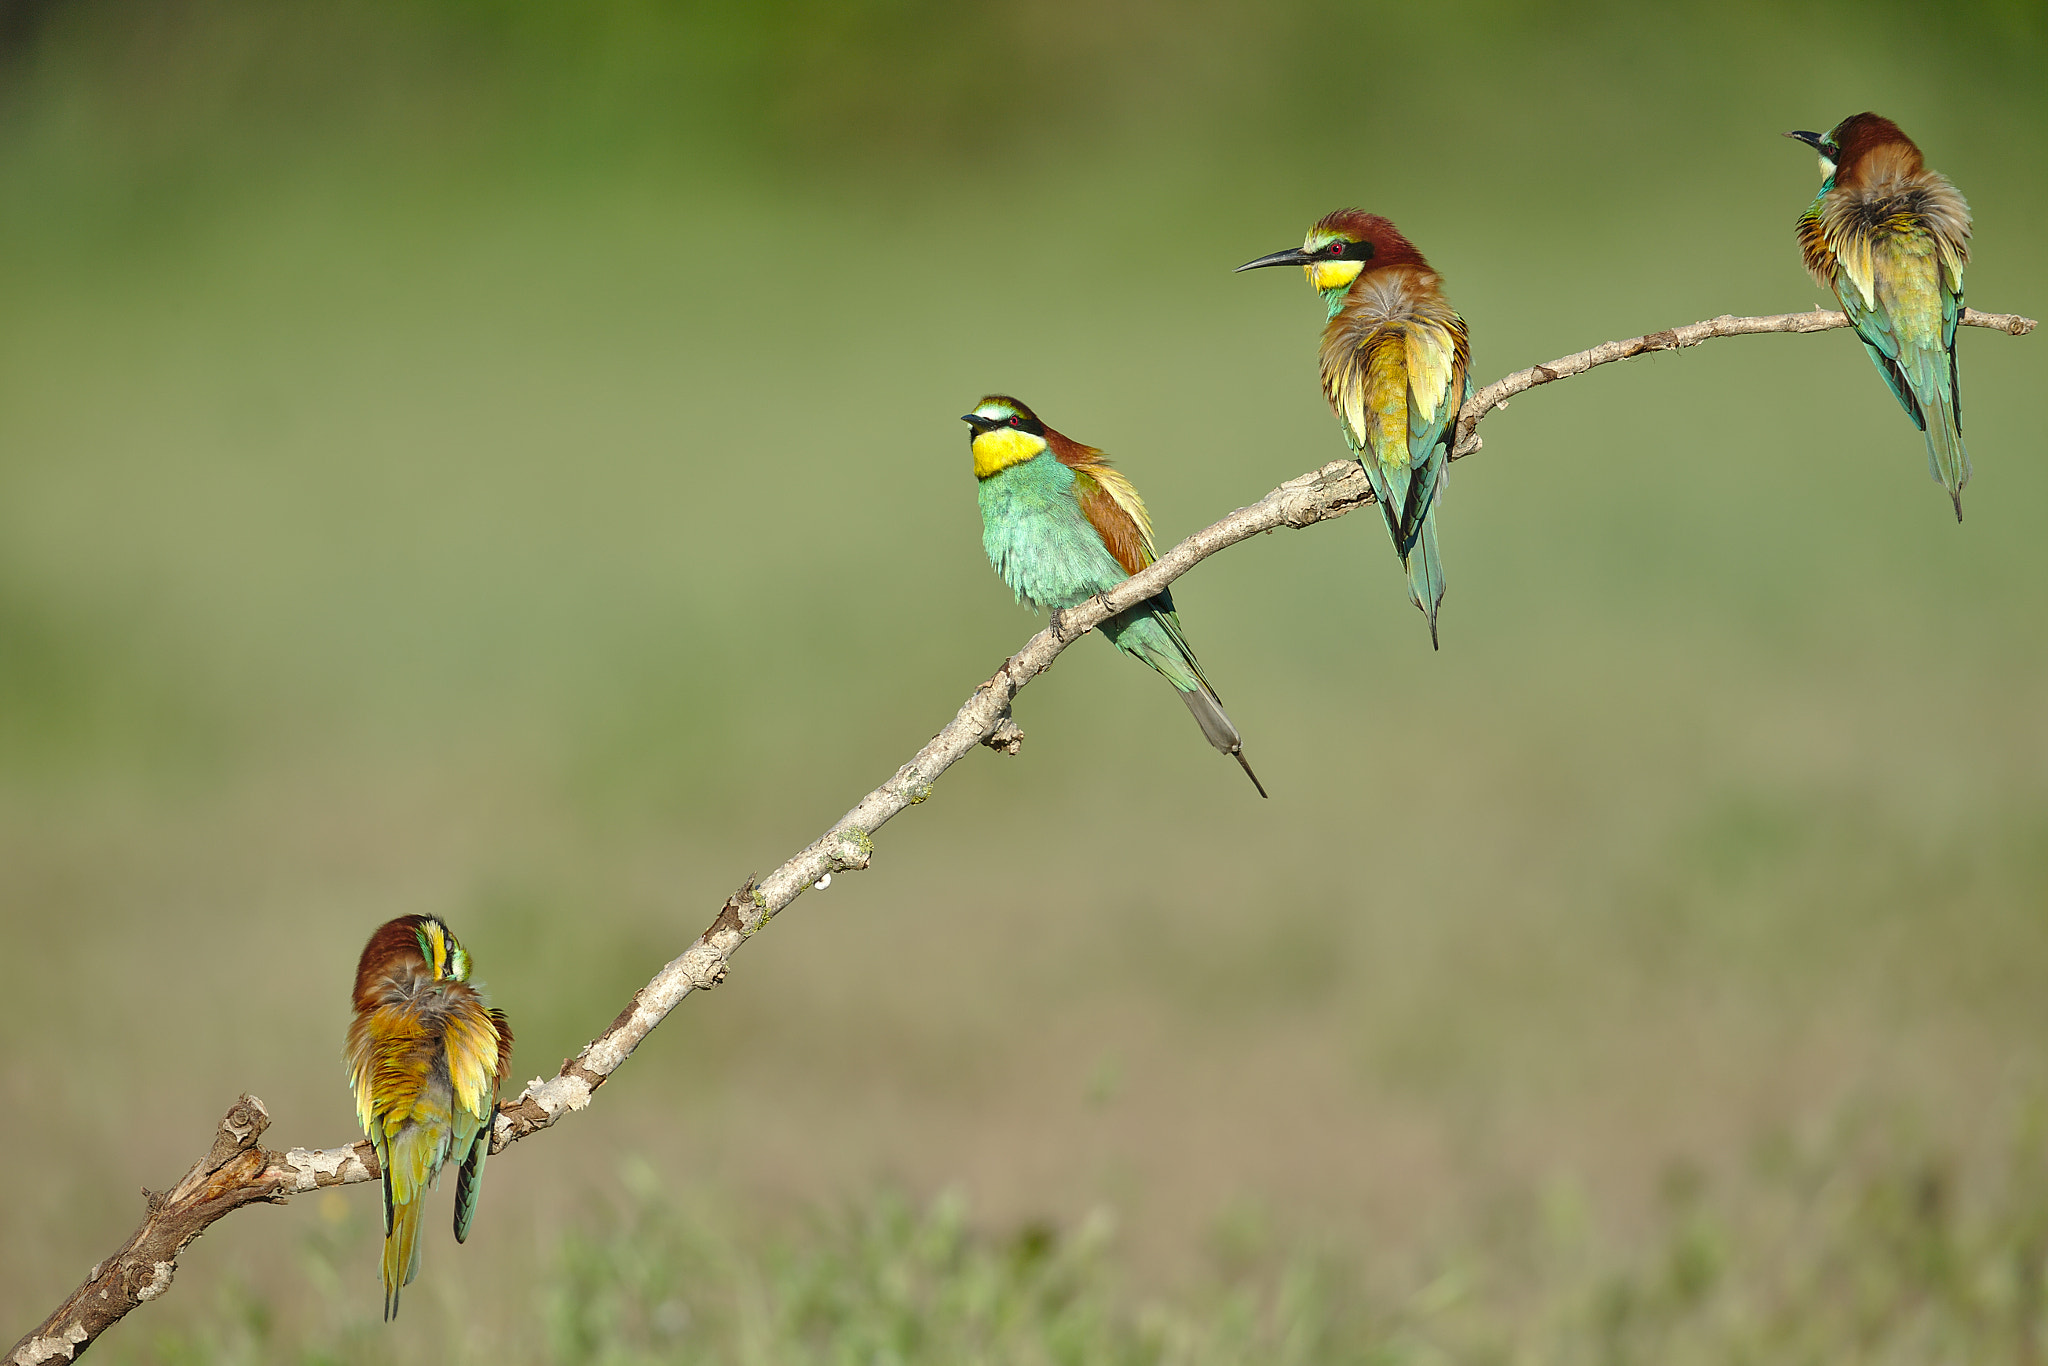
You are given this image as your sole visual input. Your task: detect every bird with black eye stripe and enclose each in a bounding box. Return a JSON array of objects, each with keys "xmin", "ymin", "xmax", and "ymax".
[
  {"xmin": 963, "ymin": 395, "xmax": 1267, "ymax": 796},
  {"xmin": 1239, "ymin": 211, "xmax": 1469, "ymax": 648}
]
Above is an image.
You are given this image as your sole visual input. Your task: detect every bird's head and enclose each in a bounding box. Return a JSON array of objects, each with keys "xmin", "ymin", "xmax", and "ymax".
[
  {"xmin": 961, "ymin": 395, "xmax": 1050, "ymax": 479},
  {"xmin": 353, "ymin": 914, "xmax": 472, "ymax": 1007},
  {"xmin": 415, "ymin": 916, "xmax": 472, "ymax": 982},
  {"xmin": 1785, "ymin": 113, "xmax": 1921, "ymax": 189},
  {"xmin": 1236, "ymin": 209, "xmax": 1428, "ymax": 313}
]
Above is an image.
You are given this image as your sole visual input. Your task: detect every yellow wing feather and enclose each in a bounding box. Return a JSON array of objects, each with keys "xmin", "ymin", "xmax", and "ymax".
[
  {"xmin": 1404, "ymin": 322, "xmax": 1456, "ymax": 426},
  {"xmin": 1338, "ymin": 369, "xmax": 1369, "ymax": 456},
  {"xmin": 1086, "ymin": 463, "xmax": 1154, "ymax": 557},
  {"xmin": 443, "ymin": 1004, "xmax": 505, "ymax": 1120},
  {"xmin": 1329, "ymin": 316, "xmax": 1466, "ymax": 473},
  {"xmin": 348, "ymin": 1003, "xmax": 434, "ymax": 1136}
]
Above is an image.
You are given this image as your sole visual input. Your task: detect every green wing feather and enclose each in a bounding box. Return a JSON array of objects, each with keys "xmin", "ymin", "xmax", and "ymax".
[
  {"xmin": 1806, "ymin": 180, "xmax": 1972, "ymax": 517},
  {"xmin": 452, "ymin": 1128, "xmax": 488, "ymax": 1244},
  {"xmin": 1840, "ymin": 276, "xmax": 1926, "ymax": 429},
  {"xmin": 1844, "ymin": 233, "xmax": 1971, "ymax": 514},
  {"xmin": 1063, "ymin": 453, "xmax": 1260, "ymax": 789}
]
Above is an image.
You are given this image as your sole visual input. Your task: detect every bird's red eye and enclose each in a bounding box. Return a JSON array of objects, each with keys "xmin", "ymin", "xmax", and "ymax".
[
  {"xmin": 1326, "ymin": 242, "xmax": 1346, "ymax": 256},
  {"xmin": 1007, "ymin": 416, "xmax": 1021, "ymax": 427}
]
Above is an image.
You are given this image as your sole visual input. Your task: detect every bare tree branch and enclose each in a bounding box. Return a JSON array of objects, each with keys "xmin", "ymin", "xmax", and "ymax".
[
  {"xmin": 1451, "ymin": 307, "xmax": 2035, "ymax": 459},
  {"xmin": 11, "ymin": 304, "xmax": 2034, "ymax": 1365},
  {"xmin": 5, "ymin": 1099, "xmax": 376, "ymax": 1366}
]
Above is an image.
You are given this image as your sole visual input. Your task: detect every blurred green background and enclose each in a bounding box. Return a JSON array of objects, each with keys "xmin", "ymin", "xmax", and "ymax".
[{"xmin": 2, "ymin": 0, "xmax": 2045, "ymax": 1359}]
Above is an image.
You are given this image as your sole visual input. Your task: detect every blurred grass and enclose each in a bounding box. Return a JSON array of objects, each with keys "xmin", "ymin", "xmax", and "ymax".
[
  {"xmin": 1, "ymin": 0, "xmax": 2046, "ymax": 1357},
  {"xmin": 117, "ymin": 1125, "xmax": 2048, "ymax": 1365}
]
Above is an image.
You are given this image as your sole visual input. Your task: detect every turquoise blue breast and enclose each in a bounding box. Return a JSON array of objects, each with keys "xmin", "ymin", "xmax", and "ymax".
[{"xmin": 978, "ymin": 454, "xmax": 1129, "ymax": 612}]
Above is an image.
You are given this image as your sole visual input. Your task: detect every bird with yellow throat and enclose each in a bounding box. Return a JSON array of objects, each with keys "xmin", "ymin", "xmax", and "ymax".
[
  {"xmin": 1238, "ymin": 210, "xmax": 1469, "ymax": 648},
  {"xmin": 345, "ymin": 914, "xmax": 512, "ymax": 1319},
  {"xmin": 964, "ymin": 395, "xmax": 1266, "ymax": 795}
]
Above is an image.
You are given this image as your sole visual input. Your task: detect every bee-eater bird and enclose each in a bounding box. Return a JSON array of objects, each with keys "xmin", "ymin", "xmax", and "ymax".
[
  {"xmin": 345, "ymin": 914, "xmax": 512, "ymax": 1320},
  {"xmin": 1786, "ymin": 113, "xmax": 1973, "ymax": 520},
  {"xmin": 963, "ymin": 395, "xmax": 1266, "ymax": 797},
  {"xmin": 1237, "ymin": 210, "xmax": 1469, "ymax": 648}
]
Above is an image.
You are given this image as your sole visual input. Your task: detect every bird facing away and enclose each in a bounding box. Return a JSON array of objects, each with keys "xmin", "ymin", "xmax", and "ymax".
[
  {"xmin": 1786, "ymin": 113, "xmax": 1973, "ymax": 520},
  {"xmin": 1237, "ymin": 210, "xmax": 1469, "ymax": 648},
  {"xmin": 345, "ymin": 914, "xmax": 512, "ymax": 1320},
  {"xmin": 963, "ymin": 395, "xmax": 1266, "ymax": 797}
]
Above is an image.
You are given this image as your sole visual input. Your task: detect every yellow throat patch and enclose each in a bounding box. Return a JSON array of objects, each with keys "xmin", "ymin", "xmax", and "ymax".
[
  {"xmin": 1307, "ymin": 259, "xmax": 1364, "ymax": 292},
  {"xmin": 973, "ymin": 427, "xmax": 1049, "ymax": 479}
]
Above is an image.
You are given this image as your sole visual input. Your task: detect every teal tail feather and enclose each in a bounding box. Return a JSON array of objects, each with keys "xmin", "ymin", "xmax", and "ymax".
[
  {"xmin": 1920, "ymin": 380, "xmax": 1971, "ymax": 522},
  {"xmin": 1103, "ymin": 600, "xmax": 1267, "ymax": 797},
  {"xmin": 1403, "ymin": 514, "xmax": 1445, "ymax": 650},
  {"xmin": 1361, "ymin": 450, "xmax": 1445, "ymax": 641},
  {"xmin": 453, "ymin": 1130, "xmax": 487, "ymax": 1244},
  {"xmin": 1394, "ymin": 452, "xmax": 1443, "ymax": 558}
]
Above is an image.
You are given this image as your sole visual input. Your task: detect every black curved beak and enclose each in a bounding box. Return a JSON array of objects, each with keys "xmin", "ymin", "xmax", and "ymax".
[
  {"xmin": 1234, "ymin": 246, "xmax": 1313, "ymax": 273},
  {"xmin": 961, "ymin": 413, "xmax": 998, "ymax": 433},
  {"xmin": 1784, "ymin": 130, "xmax": 1829, "ymax": 153}
]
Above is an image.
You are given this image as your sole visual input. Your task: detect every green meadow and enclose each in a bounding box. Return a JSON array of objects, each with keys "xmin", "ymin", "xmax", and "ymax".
[{"xmin": 2, "ymin": 1, "xmax": 2045, "ymax": 1359}]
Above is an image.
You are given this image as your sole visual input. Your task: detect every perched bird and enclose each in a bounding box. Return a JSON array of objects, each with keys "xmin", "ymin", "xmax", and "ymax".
[
  {"xmin": 963, "ymin": 395, "xmax": 1266, "ymax": 796},
  {"xmin": 1237, "ymin": 210, "xmax": 1469, "ymax": 647},
  {"xmin": 1786, "ymin": 113, "xmax": 1973, "ymax": 520},
  {"xmin": 345, "ymin": 914, "xmax": 512, "ymax": 1320}
]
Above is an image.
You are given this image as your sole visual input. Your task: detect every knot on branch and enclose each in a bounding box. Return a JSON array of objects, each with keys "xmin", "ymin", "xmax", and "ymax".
[
  {"xmin": 678, "ymin": 941, "xmax": 730, "ymax": 988},
  {"xmin": 1284, "ymin": 461, "xmax": 1374, "ymax": 527},
  {"xmin": 201, "ymin": 1096, "xmax": 269, "ymax": 1174},
  {"xmin": 130, "ymin": 1262, "xmax": 175, "ymax": 1304},
  {"xmin": 983, "ymin": 706, "xmax": 1025, "ymax": 756},
  {"xmin": 828, "ymin": 828, "xmax": 873, "ymax": 873},
  {"xmin": 706, "ymin": 878, "xmax": 762, "ymax": 944}
]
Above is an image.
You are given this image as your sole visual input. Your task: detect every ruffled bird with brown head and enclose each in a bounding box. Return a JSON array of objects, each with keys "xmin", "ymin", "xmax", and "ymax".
[
  {"xmin": 1785, "ymin": 113, "xmax": 1974, "ymax": 519},
  {"xmin": 345, "ymin": 914, "xmax": 512, "ymax": 1319},
  {"xmin": 1238, "ymin": 209, "xmax": 1469, "ymax": 646}
]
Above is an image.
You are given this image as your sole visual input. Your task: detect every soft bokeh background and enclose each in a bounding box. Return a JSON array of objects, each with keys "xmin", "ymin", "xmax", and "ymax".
[{"xmin": 2, "ymin": 0, "xmax": 2044, "ymax": 1358}]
